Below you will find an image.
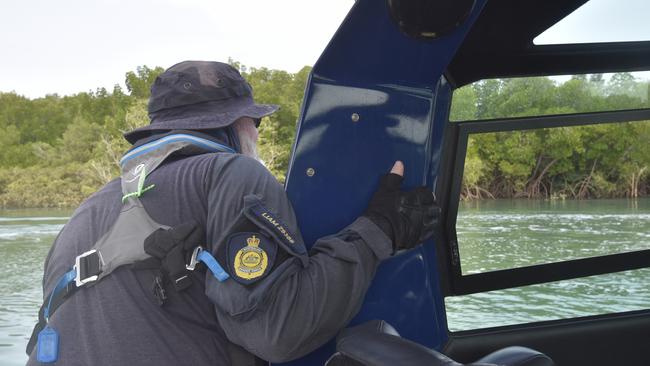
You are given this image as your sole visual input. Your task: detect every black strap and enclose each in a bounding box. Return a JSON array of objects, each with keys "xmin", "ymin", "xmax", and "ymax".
[
  {"xmin": 143, "ymin": 222, "xmax": 205, "ymax": 291},
  {"xmin": 27, "ymin": 251, "xmax": 104, "ymax": 354},
  {"xmin": 27, "ymin": 222, "xmax": 206, "ymax": 356},
  {"xmin": 26, "ymin": 279, "xmax": 79, "ymax": 355},
  {"xmin": 77, "ymin": 251, "xmax": 102, "ymax": 282}
]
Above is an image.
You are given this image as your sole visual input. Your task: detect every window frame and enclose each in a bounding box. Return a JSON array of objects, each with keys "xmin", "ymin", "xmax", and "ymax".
[{"xmin": 436, "ymin": 107, "xmax": 650, "ymax": 297}]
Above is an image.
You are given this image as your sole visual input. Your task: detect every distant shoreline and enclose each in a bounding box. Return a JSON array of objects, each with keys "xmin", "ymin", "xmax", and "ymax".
[
  {"xmin": 1, "ymin": 196, "xmax": 647, "ymax": 211},
  {"xmin": 460, "ymin": 195, "xmax": 650, "ymax": 202}
]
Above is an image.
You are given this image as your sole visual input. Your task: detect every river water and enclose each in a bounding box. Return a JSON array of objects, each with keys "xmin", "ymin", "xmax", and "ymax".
[
  {"xmin": 0, "ymin": 200, "xmax": 648, "ymax": 364},
  {"xmin": 446, "ymin": 198, "xmax": 650, "ymax": 331},
  {"xmin": 0, "ymin": 209, "xmax": 70, "ymax": 366}
]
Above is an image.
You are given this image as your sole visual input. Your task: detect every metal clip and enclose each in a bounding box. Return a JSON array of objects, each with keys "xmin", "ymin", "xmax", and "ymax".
[
  {"xmin": 186, "ymin": 246, "xmax": 203, "ymax": 271},
  {"xmin": 151, "ymin": 275, "xmax": 167, "ymax": 306},
  {"xmin": 74, "ymin": 249, "xmax": 100, "ymax": 287}
]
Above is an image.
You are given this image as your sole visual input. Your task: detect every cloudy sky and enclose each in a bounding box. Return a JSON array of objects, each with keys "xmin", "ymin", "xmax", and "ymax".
[{"xmin": 2, "ymin": 0, "xmax": 648, "ymax": 98}]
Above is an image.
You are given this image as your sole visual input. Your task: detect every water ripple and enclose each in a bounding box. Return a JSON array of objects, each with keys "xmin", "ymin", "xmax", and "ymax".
[
  {"xmin": 0, "ymin": 214, "xmax": 62, "ymax": 366},
  {"xmin": 449, "ymin": 199, "xmax": 650, "ymax": 332}
]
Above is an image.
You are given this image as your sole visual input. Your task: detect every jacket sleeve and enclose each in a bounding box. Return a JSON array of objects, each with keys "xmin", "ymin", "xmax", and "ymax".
[{"xmin": 204, "ymin": 155, "xmax": 393, "ymax": 363}]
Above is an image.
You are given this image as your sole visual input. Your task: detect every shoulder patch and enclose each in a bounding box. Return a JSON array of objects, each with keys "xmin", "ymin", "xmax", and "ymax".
[
  {"xmin": 247, "ymin": 203, "xmax": 307, "ymax": 256},
  {"xmin": 226, "ymin": 232, "xmax": 277, "ymax": 285}
]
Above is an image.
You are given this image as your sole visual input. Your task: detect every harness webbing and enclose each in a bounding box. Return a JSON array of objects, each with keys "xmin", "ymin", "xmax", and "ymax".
[
  {"xmin": 44, "ymin": 269, "xmax": 77, "ymax": 322},
  {"xmin": 27, "ymin": 134, "xmax": 233, "ymax": 360}
]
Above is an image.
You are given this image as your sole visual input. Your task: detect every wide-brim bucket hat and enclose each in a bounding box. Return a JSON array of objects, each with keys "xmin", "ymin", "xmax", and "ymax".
[{"xmin": 124, "ymin": 61, "xmax": 278, "ymax": 144}]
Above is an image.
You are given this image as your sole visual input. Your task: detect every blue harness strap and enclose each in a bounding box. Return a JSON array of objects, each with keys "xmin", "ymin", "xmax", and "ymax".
[
  {"xmin": 197, "ymin": 250, "xmax": 230, "ymax": 282},
  {"xmin": 27, "ymin": 133, "xmax": 235, "ymax": 360},
  {"xmin": 120, "ymin": 133, "xmax": 236, "ymax": 167},
  {"xmin": 31, "ymin": 246, "xmax": 230, "ymax": 362},
  {"xmin": 44, "ymin": 269, "xmax": 77, "ymax": 322},
  {"xmin": 187, "ymin": 246, "xmax": 230, "ymax": 282},
  {"xmin": 34, "ymin": 268, "xmax": 77, "ymax": 363}
]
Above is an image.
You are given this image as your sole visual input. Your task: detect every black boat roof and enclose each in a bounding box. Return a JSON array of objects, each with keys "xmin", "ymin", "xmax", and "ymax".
[{"xmin": 447, "ymin": 0, "xmax": 650, "ymax": 87}]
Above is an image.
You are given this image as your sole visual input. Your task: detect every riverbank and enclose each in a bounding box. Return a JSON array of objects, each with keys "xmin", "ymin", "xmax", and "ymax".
[
  {"xmin": 0, "ymin": 63, "xmax": 309, "ymax": 210},
  {"xmin": 0, "ymin": 181, "xmax": 647, "ymax": 210},
  {"xmin": 2, "ymin": 70, "xmax": 648, "ymax": 208}
]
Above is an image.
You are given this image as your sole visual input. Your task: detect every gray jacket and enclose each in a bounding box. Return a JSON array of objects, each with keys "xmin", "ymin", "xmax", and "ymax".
[{"xmin": 27, "ymin": 152, "xmax": 392, "ymax": 365}]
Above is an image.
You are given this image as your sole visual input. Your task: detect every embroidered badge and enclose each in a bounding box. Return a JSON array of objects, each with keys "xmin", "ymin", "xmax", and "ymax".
[
  {"xmin": 248, "ymin": 203, "xmax": 306, "ymax": 255},
  {"xmin": 227, "ymin": 232, "xmax": 276, "ymax": 285},
  {"xmin": 235, "ymin": 235, "xmax": 267, "ymax": 279}
]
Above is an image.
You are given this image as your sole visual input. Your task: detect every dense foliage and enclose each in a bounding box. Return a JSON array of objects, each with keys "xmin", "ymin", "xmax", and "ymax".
[
  {"xmin": 0, "ymin": 63, "xmax": 309, "ymax": 207},
  {"xmin": 450, "ymin": 74, "xmax": 650, "ymax": 200},
  {"xmin": 230, "ymin": 61, "xmax": 311, "ymax": 182},
  {"xmin": 0, "ymin": 67, "xmax": 647, "ymax": 208}
]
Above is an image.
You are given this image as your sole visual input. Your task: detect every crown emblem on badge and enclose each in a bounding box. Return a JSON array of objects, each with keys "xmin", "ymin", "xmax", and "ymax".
[
  {"xmin": 247, "ymin": 235, "xmax": 260, "ymax": 247},
  {"xmin": 234, "ymin": 234, "xmax": 268, "ymax": 281}
]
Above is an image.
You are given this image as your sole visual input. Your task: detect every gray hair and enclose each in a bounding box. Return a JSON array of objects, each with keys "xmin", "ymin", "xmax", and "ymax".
[{"xmin": 233, "ymin": 117, "xmax": 261, "ymax": 162}]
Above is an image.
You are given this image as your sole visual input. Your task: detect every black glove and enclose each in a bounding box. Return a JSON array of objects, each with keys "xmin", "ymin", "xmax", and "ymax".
[{"xmin": 364, "ymin": 173, "xmax": 440, "ymax": 252}]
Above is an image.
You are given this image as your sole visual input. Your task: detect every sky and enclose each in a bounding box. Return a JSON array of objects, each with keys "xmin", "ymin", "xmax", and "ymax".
[
  {"xmin": 535, "ymin": 0, "xmax": 650, "ymax": 45},
  {"xmin": 1, "ymin": 0, "xmax": 355, "ymax": 98},
  {"xmin": 1, "ymin": 0, "xmax": 649, "ymax": 99}
]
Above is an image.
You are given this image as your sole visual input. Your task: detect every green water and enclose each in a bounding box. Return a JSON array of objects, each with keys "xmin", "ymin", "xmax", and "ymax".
[
  {"xmin": 0, "ymin": 201, "xmax": 648, "ymax": 364},
  {"xmin": 446, "ymin": 198, "xmax": 650, "ymax": 331},
  {"xmin": 0, "ymin": 209, "xmax": 70, "ymax": 366}
]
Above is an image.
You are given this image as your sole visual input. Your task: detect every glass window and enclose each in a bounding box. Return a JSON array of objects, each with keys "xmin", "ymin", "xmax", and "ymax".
[
  {"xmin": 445, "ymin": 268, "xmax": 650, "ymax": 331},
  {"xmin": 456, "ymin": 121, "xmax": 650, "ymax": 274},
  {"xmin": 449, "ymin": 72, "xmax": 650, "ymax": 122},
  {"xmin": 534, "ymin": 0, "xmax": 650, "ymax": 45}
]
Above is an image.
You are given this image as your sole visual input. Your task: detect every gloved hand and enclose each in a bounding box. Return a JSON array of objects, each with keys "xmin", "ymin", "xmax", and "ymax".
[{"xmin": 364, "ymin": 161, "xmax": 440, "ymax": 252}]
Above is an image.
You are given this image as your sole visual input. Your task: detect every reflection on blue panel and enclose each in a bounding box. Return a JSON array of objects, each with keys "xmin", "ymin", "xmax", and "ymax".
[
  {"xmin": 280, "ymin": 0, "xmax": 487, "ymax": 364},
  {"xmin": 289, "ymin": 81, "xmax": 434, "ymax": 240}
]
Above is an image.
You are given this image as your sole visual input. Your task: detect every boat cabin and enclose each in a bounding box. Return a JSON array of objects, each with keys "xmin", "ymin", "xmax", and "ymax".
[{"xmin": 282, "ymin": 0, "xmax": 650, "ymax": 364}]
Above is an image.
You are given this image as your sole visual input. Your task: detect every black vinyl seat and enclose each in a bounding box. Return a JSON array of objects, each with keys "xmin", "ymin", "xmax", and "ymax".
[{"xmin": 325, "ymin": 320, "xmax": 554, "ymax": 366}]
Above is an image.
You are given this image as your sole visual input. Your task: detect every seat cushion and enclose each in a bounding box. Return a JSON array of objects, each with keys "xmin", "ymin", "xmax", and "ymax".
[
  {"xmin": 329, "ymin": 320, "xmax": 460, "ymax": 366},
  {"xmin": 325, "ymin": 320, "xmax": 556, "ymax": 366},
  {"xmin": 473, "ymin": 346, "xmax": 554, "ymax": 366}
]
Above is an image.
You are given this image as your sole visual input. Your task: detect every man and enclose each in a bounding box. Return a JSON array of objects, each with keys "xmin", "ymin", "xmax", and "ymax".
[{"xmin": 27, "ymin": 61, "xmax": 436, "ymax": 365}]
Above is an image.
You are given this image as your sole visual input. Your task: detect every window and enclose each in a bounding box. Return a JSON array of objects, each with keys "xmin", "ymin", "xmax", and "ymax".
[
  {"xmin": 445, "ymin": 268, "xmax": 650, "ymax": 331},
  {"xmin": 457, "ymin": 122, "xmax": 650, "ymax": 274},
  {"xmin": 440, "ymin": 96, "xmax": 650, "ymax": 330},
  {"xmin": 449, "ymin": 72, "xmax": 650, "ymax": 122},
  {"xmin": 534, "ymin": 0, "xmax": 650, "ymax": 45}
]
